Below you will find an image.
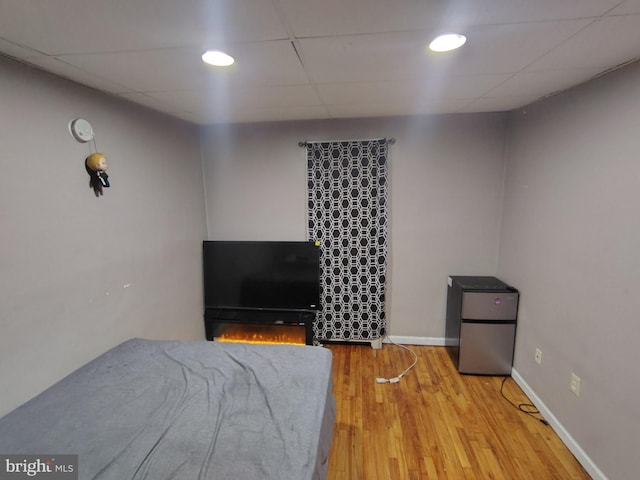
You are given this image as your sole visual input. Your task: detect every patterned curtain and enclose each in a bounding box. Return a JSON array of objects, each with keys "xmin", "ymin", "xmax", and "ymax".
[{"xmin": 306, "ymin": 139, "xmax": 389, "ymax": 341}]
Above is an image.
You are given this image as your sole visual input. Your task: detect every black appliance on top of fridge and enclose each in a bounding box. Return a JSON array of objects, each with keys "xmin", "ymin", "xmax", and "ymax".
[{"xmin": 445, "ymin": 276, "xmax": 519, "ymax": 375}]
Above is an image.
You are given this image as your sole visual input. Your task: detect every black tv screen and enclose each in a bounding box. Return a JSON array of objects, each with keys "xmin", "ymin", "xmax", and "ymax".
[{"xmin": 203, "ymin": 241, "xmax": 321, "ymax": 311}]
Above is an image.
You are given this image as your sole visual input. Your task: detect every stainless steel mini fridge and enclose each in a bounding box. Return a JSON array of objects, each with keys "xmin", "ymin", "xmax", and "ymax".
[{"xmin": 445, "ymin": 276, "xmax": 519, "ymax": 375}]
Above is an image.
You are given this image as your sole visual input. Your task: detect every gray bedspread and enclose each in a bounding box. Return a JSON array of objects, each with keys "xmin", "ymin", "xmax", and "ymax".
[{"xmin": 0, "ymin": 339, "xmax": 335, "ymax": 480}]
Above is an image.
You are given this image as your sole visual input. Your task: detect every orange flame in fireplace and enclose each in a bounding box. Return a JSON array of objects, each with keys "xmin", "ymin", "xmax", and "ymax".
[{"xmin": 216, "ymin": 324, "xmax": 306, "ymax": 345}]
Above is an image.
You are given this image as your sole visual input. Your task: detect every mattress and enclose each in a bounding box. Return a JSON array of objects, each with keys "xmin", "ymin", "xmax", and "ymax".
[{"xmin": 0, "ymin": 338, "xmax": 335, "ymax": 480}]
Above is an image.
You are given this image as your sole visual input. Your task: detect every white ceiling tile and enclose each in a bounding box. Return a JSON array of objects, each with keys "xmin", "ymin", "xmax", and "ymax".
[
  {"xmin": 0, "ymin": 38, "xmax": 42, "ymax": 58},
  {"xmin": 0, "ymin": 0, "xmax": 287, "ymax": 55},
  {"xmin": 316, "ymin": 75, "xmax": 512, "ymax": 106},
  {"xmin": 56, "ymin": 49, "xmax": 207, "ymax": 92},
  {"xmin": 609, "ymin": 0, "xmax": 640, "ymax": 15},
  {"xmin": 118, "ymin": 92, "xmax": 189, "ymax": 114},
  {"xmin": 526, "ymin": 15, "xmax": 640, "ymax": 71},
  {"xmin": 279, "ymin": 0, "xmax": 621, "ymax": 37},
  {"xmin": 452, "ymin": 20, "xmax": 596, "ymax": 74},
  {"xmin": 327, "ymin": 98, "xmax": 472, "ymax": 119},
  {"xmin": 297, "ymin": 21, "xmax": 592, "ymax": 84},
  {"xmin": 147, "ymin": 85, "xmax": 323, "ymax": 112},
  {"xmin": 297, "ymin": 32, "xmax": 430, "ymax": 83},
  {"xmin": 224, "ymin": 85, "xmax": 323, "ymax": 109},
  {"xmin": 142, "ymin": 87, "xmax": 327, "ymax": 125},
  {"xmin": 57, "ymin": 41, "xmax": 307, "ymax": 92},
  {"xmin": 487, "ymin": 67, "xmax": 604, "ymax": 97},
  {"xmin": 201, "ymin": 105, "xmax": 331, "ymax": 124},
  {"xmin": 316, "ymin": 82, "xmax": 426, "ymax": 106},
  {"xmin": 458, "ymin": 95, "xmax": 543, "ymax": 113},
  {"xmin": 279, "ymin": 0, "xmax": 445, "ymax": 37},
  {"xmin": 20, "ymin": 56, "xmax": 134, "ymax": 94}
]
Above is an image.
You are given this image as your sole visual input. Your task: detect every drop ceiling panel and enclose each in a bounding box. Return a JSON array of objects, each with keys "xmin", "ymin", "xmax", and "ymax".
[
  {"xmin": 459, "ymin": 95, "xmax": 543, "ymax": 113},
  {"xmin": 326, "ymin": 99, "xmax": 473, "ymax": 119},
  {"xmin": 0, "ymin": 0, "xmax": 287, "ymax": 55},
  {"xmin": 298, "ymin": 20, "xmax": 591, "ymax": 84},
  {"xmin": 119, "ymin": 92, "xmax": 190, "ymax": 117},
  {"xmin": 199, "ymin": 105, "xmax": 331, "ymax": 124},
  {"xmin": 609, "ymin": 0, "xmax": 640, "ymax": 15},
  {"xmin": 525, "ymin": 15, "xmax": 640, "ymax": 71},
  {"xmin": 279, "ymin": 0, "xmax": 622, "ymax": 37},
  {"xmin": 21, "ymin": 56, "xmax": 133, "ymax": 94},
  {"xmin": 434, "ymin": 20, "xmax": 595, "ymax": 74},
  {"xmin": 1, "ymin": 0, "xmax": 640, "ymax": 124},
  {"xmin": 135, "ymin": 85, "xmax": 326, "ymax": 124},
  {"xmin": 315, "ymin": 75, "xmax": 512, "ymax": 106},
  {"xmin": 0, "ymin": 38, "xmax": 41, "ymax": 58},
  {"xmin": 55, "ymin": 40, "xmax": 307, "ymax": 92},
  {"xmin": 147, "ymin": 85, "xmax": 323, "ymax": 112},
  {"xmin": 298, "ymin": 32, "xmax": 436, "ymax": 84},
  {"xmin": 487, "ymin": 68, "xmax": 605, "ymax": 97}
]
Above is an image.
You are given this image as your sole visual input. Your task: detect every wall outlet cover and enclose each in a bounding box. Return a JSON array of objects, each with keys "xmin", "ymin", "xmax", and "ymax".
[
  {"xmin": 534, "ymin": 348, "xmax": 542, "ymax": 365},
  {"xmin": 569, "ymin": 372, "xmax": 581, "ymax": 396}
]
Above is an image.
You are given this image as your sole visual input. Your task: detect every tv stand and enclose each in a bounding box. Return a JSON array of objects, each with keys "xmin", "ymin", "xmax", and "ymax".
[{"xmin": 204, "ymin": 308, "xmax": 316, "ymax": 345}]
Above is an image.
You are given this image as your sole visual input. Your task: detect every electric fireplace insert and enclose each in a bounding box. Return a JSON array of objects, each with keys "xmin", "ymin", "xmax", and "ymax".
[{"xmin": 202, "ymin": 240, "xmax": 321, "ymax": 344}]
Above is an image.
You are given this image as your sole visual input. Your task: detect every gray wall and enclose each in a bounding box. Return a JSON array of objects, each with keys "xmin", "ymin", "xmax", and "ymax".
[
  {"xmin": 200, "ymin": 114, "xmax": 508, "ymax": 339},
  {"xmin": 499, "ymin": 62, "xmax": 640, "ymax": 480},
  {"xmin": 0, "ymin": 57, "xmax": 206, "ymax": 417}
]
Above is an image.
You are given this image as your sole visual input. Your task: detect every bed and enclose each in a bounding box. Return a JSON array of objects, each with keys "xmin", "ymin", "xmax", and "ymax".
[{"xmin": 0, "ymin": 338, "xmax": 335, "ymax": 479}]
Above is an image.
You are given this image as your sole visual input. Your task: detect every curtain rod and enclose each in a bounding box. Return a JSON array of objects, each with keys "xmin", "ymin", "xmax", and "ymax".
[{"xmin": 298, "ymin": 137, "xmax": 396, "ymax": 147}]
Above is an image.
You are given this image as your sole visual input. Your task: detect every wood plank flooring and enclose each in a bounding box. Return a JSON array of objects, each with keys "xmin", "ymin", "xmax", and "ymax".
[{"xmin": 324, "ymin": 343, "xmax": 590, "ymax": 479}]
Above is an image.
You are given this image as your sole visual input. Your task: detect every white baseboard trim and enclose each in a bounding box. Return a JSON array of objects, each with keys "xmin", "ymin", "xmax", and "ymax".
[
  {"xmin": 319, "ymin": 337, "xmax": 383, "ymax": 349},
  {"xmin": 386, "ymin": 335, "xmax": 446, "ymax": 346},
  {"xmin": 511, "ymin": 369, "xmax": 607, "ymax": 480},
  {"xmin": 322, "ymin": 336, "xmax": 446, "ymax": 347}
]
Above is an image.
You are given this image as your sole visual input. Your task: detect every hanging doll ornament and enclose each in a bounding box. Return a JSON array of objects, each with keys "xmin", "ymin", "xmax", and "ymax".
[{"xmin": 85, "ymin": 152, "xmax": 110, "ymax": 196}]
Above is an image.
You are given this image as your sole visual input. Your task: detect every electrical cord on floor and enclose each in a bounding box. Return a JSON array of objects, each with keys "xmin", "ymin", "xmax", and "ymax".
[
  {"xmin": 500, "ymin": 377, "xmax": 549, "ymax": 426},
  {"xmin": 375, "ymin": 335, "xmax": 418, "ymax": 384}
]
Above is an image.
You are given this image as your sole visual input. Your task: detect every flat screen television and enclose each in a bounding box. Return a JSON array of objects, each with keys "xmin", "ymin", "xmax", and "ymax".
[{"xmin": 203, "ymin": 240, "xmax": 321, "ymax": 311}]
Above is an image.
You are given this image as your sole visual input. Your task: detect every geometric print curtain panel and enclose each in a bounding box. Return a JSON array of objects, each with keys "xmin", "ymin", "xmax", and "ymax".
[{"xmin": 306, "ymin": 139, "xmax": 389, "ymax": 341}]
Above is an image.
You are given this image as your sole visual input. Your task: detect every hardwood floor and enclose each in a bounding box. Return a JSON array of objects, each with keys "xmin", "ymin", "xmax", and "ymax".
[{"xmin": 324, "ymin": 343, "xmax": 590, "ymax": 479}]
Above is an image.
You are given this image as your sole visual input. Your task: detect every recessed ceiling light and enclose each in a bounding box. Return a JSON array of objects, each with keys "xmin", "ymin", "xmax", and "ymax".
[
  {"xmin": 429, "ymin": 33, "xmax": 467, "ymax": 52},
  {"xmin": 202, "ymin": 50, "xmax": 235, "ymax": 67}
]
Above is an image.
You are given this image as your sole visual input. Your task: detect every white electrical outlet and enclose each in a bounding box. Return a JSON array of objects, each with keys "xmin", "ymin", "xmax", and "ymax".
[
  {"xmin": 534, "ymin": 348, "xmax": 542, "ymax": 365},
  {"xmin": 569, "ymin": 373, "xmax": 581, "ymax": 396}
]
